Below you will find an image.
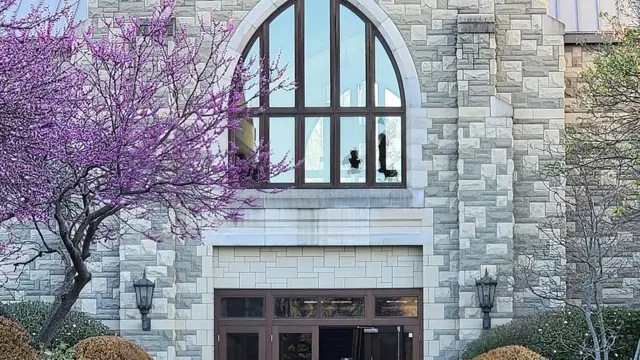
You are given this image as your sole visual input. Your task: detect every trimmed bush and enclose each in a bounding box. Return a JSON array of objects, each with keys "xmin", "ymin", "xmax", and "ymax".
[
  {"xmin": 461, "ymin": 308, "xmax": 640, "ymax": 360},
  {"xmin": 0, "ymin": 316, "xmax": 38, "ymax": 360},
  {"xmin": 472, "ymin": 345, "xmax": 545, "ymax": 360},
  {"xmin": 74, "ymin": 336, "xmax": 152, "ymax": 360},
  {"xmin": 2, "ymin": 301, "xmax": 112, "ymax": 348}
]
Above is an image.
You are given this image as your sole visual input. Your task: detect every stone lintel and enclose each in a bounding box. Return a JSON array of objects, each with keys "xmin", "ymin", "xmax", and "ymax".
[{"xmin": 457, "ymin": 14, "xmax": 495, "ymax": 33}]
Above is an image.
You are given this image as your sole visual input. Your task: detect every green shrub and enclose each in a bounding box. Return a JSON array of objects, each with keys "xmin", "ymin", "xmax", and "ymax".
[
  {"xmin": 40, "ymin": 343, "xmax": 75, "ymax": 360},
  {"xmin": 2, "ymin": 301, "xmax": 113, "ymax": 349},
  {"xmin": 461, "ymin": 307, "xmax": 640, "ymax": 360}
]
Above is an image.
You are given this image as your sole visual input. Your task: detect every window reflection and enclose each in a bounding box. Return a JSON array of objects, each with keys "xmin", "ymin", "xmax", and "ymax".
[
  {"xmin": 275, "ymin": 297, "xmax": 318, "ymax": 318},
  {"xmin": 376, "ymin": 116, "xmax": 402, "ymax": 183},
  {"xmin": 374, "ymin": 38, "xmax": 402, "ymax": 107},
  {"xmin": 243, "ymin": 39, "xmax": 260, "ymax": 108},
  {"xmin": 230, "ymin": 117, "xmax": 261, "ymax": 182},
  {"xmin": 321, "ymin": 297, "xmax": 365, "ymax": 317},
  {"xmin": 279, "ymin": 333, "xmax": 312, "ymax": 360},
  {"xmin": 304, "ymin": 0, "xmax": 331, "ymax": 107},
  {"xmin": 375, "ymin": 297, "xmax": 418, "ymax": 317},
  {"xmin": 233, "ymin": 0, "xmax": 406, "ymax": 188},
  {"xmin": 339, "ymin": 117, "xmax": 366, "ymax": 183},
  {"xmin": 339, "ymin": 5, "xmax": 366, "ymax": 107},
  {"xmin": 304, "ymin": 117, "xmax": 331, "ymax": 183},
  {"xmin": 269, "ymin": 5, "xmax": 296, "ymax": 107},
  {"xmin": 269, "ymin": 117, "xmax": 296, "ymax": 183}
]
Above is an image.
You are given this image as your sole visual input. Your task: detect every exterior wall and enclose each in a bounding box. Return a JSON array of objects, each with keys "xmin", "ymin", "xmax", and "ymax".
[
  {"xmin": 494, "ymin": 2, "xmax": 567, "ymax": 318},
  {"xmin": 12, "ymin": 1, "xmax": 640, "ymax": 360},
  {"xmin": 212, "ymin": 246, "xmax": 423, "ymax": 289},
  {"xmin": 563, "ymin": 44, "xmax": 640, "ymax": 306},
  {"xmin": 0, "ymin": 227, "xmax": 121, "ymax": 330}
]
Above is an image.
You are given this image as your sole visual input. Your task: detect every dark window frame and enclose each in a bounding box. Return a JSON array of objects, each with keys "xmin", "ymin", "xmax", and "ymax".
[{"xmin": 231, "ymin": 0, "xmax": 407, "ymax": 189}]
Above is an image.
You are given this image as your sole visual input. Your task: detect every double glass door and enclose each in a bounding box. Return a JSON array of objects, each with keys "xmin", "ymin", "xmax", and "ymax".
[{"xmin": 218, "ymin": 325, "xmax": 416, "ymax": 360}]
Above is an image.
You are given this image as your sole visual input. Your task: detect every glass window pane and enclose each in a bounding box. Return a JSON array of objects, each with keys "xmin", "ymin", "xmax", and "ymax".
[
  {"xmin": 304, "ymin": 117, "xmax": 331, "ymax": 183},
  {"xmin": 376, "ymin": 116, "xmax": 402, "ymax": 183},
  {"xmin": 243, "ymin": 39, "xmax": 260, "ymax": 108},
  {"xmin": 269, "ymin": 5, "xmax": 295, "ymax": 107},
  {"xmin": 321, "ymin": 297, "xmax": 365, "ymax": 317},
  {"xmin": 340, "ymin": 117, "xmax": 366, "ymax": 183},
  {"xmin": 269, "ymin": 117, "xmax": 296, "ymax": 183},
  {"xmin": 339, "ymin": 5, "xmax": 366, "ymax": 107},
  {"xmin": 304, "ymin": 0, "xmax": 330, "ymax": 107},
  {"xmin": 231, "ymin": 117, "xmax": 260, "ymax": 157},
  {"xmin": 374, "ymin": 332, "xmax": 399, "ymax": 360},
  {"xmin": 375, "ymin": 297, "xmax": 419, "ymax": 317},
  {"xmin": 275, "ymin": 297, "xmax": 318, "ymax": 318},
  {"xmin": 279, "ymin": 333, "xmax": 312, "ymax": 360},
  {"xmin": 221, "ymin": 297, "xmax": 264, "ymax": 318},
  {"xmin": 227, "ymin": 333, "xmax": 259, "ymax": 360},
  {"xmin": 374, "ymin": 38, "xmax": 402, "ymax": 107},
  {"xmin": 231, "ymin": 117, "xmax": 261, "ymax": 183}
]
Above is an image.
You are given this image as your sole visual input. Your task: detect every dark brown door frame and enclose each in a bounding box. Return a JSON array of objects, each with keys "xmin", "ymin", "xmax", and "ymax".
[
  {"xmin": 217, "ymin": 325, "xmax": 267, "ymax": 360},
  {"xmin": 214, "ymin": 288, "xmax": 422, "ymax": 360}
]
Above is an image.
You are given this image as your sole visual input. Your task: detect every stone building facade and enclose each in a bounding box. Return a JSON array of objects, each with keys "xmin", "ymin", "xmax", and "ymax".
[{"xmin": 2, "ymin": 0, "xmax": 640, "ymax": 360}]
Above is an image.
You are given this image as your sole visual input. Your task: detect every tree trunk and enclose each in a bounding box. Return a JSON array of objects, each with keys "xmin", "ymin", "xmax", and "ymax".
[
  {"xmin": 585, "ymin": 309, "xmax": 603, "ymax": 360},
  {"xmin": 32, "ymin": 272, "xmax": 91, "ymax": 348}
]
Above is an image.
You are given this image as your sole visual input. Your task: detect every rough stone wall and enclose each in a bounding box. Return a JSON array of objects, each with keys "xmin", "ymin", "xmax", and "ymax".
[
  {"xmin": 492, "ymin": 1, "xmax": 567, "ymax": 317},
  {"xmin": 0, "ymin": 227, "xmax": 121, "ymax": 329},
  {"xmin": 455, "ymin": 13, "xmax": 516, "ymax": 346},
  {"xmin": 563, "ymin": 44, "xmax": 640, "ymax": 306}
]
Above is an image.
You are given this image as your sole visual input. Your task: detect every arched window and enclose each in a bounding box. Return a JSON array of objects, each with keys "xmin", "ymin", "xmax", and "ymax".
[{"xmin": 231, "ymin": 0, "xmax": 405, "ymax": 188}]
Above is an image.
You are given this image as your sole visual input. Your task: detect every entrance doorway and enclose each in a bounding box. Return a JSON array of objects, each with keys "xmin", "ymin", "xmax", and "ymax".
[
  {"xmin": 215, "ymin": 289, "xmax": 421, "ymax": 360},
  {"xmin": 319, "ymin": 326, "xmax": 413, "ymax": 360}
]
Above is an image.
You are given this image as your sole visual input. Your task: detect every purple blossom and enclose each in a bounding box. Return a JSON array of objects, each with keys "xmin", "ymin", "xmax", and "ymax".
[{"xmin": 0, "ymin": 0, "xmax": 295, "ymax": 346}]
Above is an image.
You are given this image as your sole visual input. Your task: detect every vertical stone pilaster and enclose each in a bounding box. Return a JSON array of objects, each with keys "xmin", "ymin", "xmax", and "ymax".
[
  {"xmin": 493, "ymin": 0, "xmax": 567, "ymax": 316},
  {"xmin": 118, "ymin": 212, "xmax": 176, "ymax": 360},
  {"xmin": 456, "ymin": 14, "xmax": 515, "ymax": 346}
]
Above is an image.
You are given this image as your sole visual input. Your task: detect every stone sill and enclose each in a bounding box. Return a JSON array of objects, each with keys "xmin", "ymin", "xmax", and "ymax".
[
  {"xmin": 564, "ymin": 32, "xmax": 618, "ymax": 44},
  {"xmin": 203, "ymin": 227, "xmax": 433, "ymax": 247},
  {"xmin": 237, "ymin": 188, "xmax": 424, "ymax": 209}
]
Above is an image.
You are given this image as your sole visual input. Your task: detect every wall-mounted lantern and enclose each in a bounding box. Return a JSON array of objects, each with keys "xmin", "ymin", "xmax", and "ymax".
[
  {"xmin": 475, "ymin": 269, "xmax": 498, "ymax": 330},
  {"xmin": 133, "ymin": 270, "xmax": 156, "ymax": 331}
]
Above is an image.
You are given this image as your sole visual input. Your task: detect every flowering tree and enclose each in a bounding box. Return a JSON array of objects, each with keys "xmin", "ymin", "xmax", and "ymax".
[
  {"xmin": 0, "ymin": 0, "xmax": 82, "ymax": 320},
  {"xmin": 0, "ymin": 0, "xmax": 292, "ymax": 347}
]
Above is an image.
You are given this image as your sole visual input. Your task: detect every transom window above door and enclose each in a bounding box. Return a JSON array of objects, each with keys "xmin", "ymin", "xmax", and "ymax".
[{"xmin": 230, "ymin": 0, "xmax": 406, "ymax": 188}]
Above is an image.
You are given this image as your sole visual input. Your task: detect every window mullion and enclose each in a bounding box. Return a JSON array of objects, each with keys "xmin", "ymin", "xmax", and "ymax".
[
  {"xmin": 296, "ymin": 0, "xmax": 304, "ymax": 112},
  {"xmin": 261, "ymin": 25, "xmax": 269, "ymax": 108},
  {"xmin": 296, "ymin": 0, "xmax": 303, "ymax": 186},
  {"xmin": 332, "ymin": 115, "xmax": 338, "ymax": 186},
  {"xmin": 366, "ymin": 114, "xmax": 375, "ymax": 187},
  {"xmin": 366, "ymin": 21, "xmax": 374, "ymax": 109},
  {"xmin": 330, "ymin": 0, "xmax": 339, "ymax": 111}
]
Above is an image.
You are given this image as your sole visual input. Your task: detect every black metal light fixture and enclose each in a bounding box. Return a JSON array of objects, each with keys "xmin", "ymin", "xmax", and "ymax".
[
  {"xmin": 475, "ymin": 269, "xmax": 498, "ymax": 330},
  {"xmin": 133, "ymin": 270, "xmax": 156, "ymax": 331}
]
